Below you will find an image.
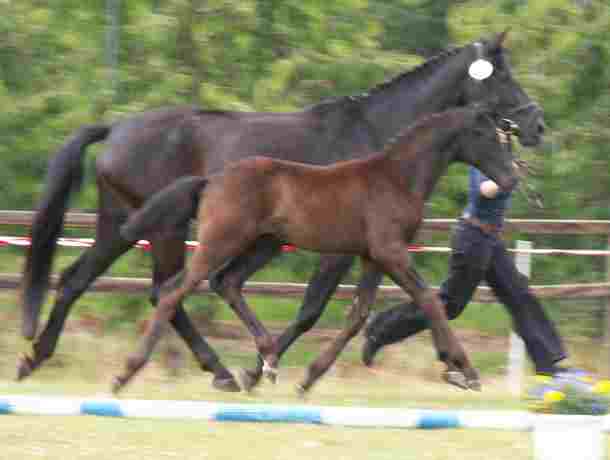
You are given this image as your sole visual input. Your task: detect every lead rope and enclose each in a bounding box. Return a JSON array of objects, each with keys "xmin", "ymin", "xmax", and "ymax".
[{"xmin": 507, "ymin": 127, "xmax": 545, "ymax": 209}]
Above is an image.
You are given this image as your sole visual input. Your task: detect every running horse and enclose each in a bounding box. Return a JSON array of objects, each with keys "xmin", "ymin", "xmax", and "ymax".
[
  {"xmin": 20, "ymin": 30, "xmax": 543, "ymax": 392},
  {"xmin": 112, "ymin": 106, "xmax": 518, "ymax": 394}
]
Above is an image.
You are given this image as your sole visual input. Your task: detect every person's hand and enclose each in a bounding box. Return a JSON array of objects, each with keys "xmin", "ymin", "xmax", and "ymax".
[{"xmin": 480, "ymin": 180, "xmax": 500, "ymax": 198}]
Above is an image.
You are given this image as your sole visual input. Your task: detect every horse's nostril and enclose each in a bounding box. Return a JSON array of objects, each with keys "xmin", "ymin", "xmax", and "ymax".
[{"xmin": 537, "ymin": 120, "xmax": 546, "ymax": 135}]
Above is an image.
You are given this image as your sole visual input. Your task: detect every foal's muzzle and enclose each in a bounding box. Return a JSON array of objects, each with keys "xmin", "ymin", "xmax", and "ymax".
[
  {"xmin": 498, "ymin": 118, "xmax": 520, "ymax": 137},
  {"xmin": 504, "ymin": 102, "xmax": 545, "ymax": 147}
]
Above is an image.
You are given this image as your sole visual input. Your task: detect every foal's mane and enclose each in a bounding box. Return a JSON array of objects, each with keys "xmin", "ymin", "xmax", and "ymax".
[{"xmin": 381, "ymin": 108, "xmax": 473, "ymax": 158}]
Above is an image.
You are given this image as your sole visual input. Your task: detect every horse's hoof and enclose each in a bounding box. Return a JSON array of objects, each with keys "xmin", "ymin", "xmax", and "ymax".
[
  {"xmin": 467, "ymin": 379, "xmax": 482, "ymax": 392},
  {"xmin": 16, "ymin": 354, "xmax": 34, "ymax": 381},
  {"xmin": 442, "ymin": 370, "xmax": 469, "ymax": 390},
  {"xmin": 262, "ymin": 360, "xmax": 278, "ymax": 384},
  {"xmin": 238, "ymin": 369, "xmax": 260, "ymax": 393},
  {"xmin": 213, "ymin": 376, "xmax": 241, "ymax": 393}
]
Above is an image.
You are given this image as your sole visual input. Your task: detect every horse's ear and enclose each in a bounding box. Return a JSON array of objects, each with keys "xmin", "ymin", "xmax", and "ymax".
[{"xmin": 493, "ymin": 28, "xmax": 510, "ymax": 49}]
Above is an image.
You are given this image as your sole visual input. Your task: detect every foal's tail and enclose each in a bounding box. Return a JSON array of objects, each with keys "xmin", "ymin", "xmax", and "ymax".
[
  {"xmin": 21, "ymin": 124, "xmax": 110, "ymax": 340},
  {"xmin": 120, "ymin": 176, "xmax": 208, "ymax": 242}
]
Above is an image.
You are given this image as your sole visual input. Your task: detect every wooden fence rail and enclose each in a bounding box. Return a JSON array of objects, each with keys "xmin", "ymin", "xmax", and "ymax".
[
  {"xmin": 1, "ymin": 273, "xmax": 610, "ymax": 302},
  {"xmin": 2, "ymin": 210, "xmax": 610, "ymax": 303},
  {"xmin": 2, "ymin": 210, "xmax": 610, "ymax": 234}
]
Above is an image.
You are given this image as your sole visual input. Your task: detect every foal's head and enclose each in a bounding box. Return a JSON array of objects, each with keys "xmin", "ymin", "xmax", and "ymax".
[{"xmin": 454, "ymin": 107, "xmax": 518, "ymax": 192}]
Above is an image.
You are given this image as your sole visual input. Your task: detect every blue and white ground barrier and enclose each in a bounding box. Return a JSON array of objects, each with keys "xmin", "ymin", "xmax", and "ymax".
[
  {"xmin": 3, "ymin": 395, "xmax": 609, "ymax": 459},
  {"xmin": 1, "ymin": 394, "xmax": 609, "ymax": 432}
]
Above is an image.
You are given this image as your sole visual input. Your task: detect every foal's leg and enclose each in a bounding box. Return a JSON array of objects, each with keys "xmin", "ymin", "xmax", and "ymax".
[
  {"xmin": 209, "ymin": 235, "xmax": 284, "ymax": 389},
  {"xmin": 150, "ymin": 233, "xmax": 239, "ymax": 392},
  {"xmin": 214, "ymin": 263, "xmax": 281, "ymax": 382},
  {"xmin": 112, "ymin": 246, "xmax": 224, "ymax": 393},
  {"xmin": 373, "ymin": 243, "xmax": 480, "ymax": 390},
  {"xmin": 297, "ymin": 260, "xmax": 383, "ymax": 395},
  {"xmin": 226, "ymin": 253, "xmax": 356, "ymax": 391},
  {"xmin": 113, "ymin": 230, "xmax": 278, "ymax": 393},
  {"xmin": 17, "ymin": 187, "xmax": 132, "ymax": 380}
]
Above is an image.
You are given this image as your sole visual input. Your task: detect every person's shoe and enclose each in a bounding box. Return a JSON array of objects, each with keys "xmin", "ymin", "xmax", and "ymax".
[
  {"xmin": 535, "ymin": 366, "xmax": 592, "ymax": 385},
  {"xmin": 551, "ymin": 366, "xmax": 593, "ymax": 383},
  {"xmin": 361, "ymin": 338, "xmax": 381, "ymax": 367}
]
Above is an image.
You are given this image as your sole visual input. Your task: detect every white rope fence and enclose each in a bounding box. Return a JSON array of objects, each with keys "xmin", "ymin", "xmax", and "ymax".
[{"xmin": 2, "ymin": 235, "xmax": 610, "ymax": 256}]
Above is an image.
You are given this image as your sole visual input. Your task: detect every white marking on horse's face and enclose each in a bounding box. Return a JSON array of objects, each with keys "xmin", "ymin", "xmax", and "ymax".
[{"xmin": 469, "ymin": 59, "xmax": 494, "ymax": 80}]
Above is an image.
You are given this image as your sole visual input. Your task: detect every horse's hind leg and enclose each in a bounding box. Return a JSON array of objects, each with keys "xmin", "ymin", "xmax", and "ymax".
[
  {"xmin": 297, "ymin": 260, "xmax": 382, "ymax": 395},
  {"xmin": 234, "ymin": 253, "xmax": 356, "ymax": 391},
  {"xmin": 150, "ymin": 233, "xmax": 239, "ymax": 392},
  {"xmin": 17, "ymin": 187, "xmax": 132, "ymax": 380}
]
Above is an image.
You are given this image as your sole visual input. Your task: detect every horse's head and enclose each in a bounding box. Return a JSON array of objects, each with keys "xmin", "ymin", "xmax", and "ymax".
[
  {"xmin": 455, "ymin": 107, "xmax": 519, "ymax": 192},
  {"xmin": 460, "ymin": 30, "xmax": 545, "ymax": 148}
]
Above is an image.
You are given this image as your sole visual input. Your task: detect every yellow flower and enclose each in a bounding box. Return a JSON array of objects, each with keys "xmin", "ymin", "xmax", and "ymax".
[
  {"xmin": 543, "ymin": 390, "xmax": 566, "ymax": 404},
  {"xmin": 535, "ymin": 375, "xmax": 552, "ymax": 384},
  {"xmin": 593, "ymin": 380, "xmax": 610, "ymax": 395}
]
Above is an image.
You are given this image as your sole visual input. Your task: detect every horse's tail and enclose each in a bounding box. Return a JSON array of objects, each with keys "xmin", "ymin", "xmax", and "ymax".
[
  {"xmin": 21, "ymin": 124, "xmax": 110, "ymax": 340},
  {"xmin": 120, "ymin": 176, "xmax": 208, "ymax": 243}
]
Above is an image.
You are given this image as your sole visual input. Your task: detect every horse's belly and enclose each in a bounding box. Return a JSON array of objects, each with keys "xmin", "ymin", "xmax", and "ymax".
[{"xmin": 276, "ymin": 219, "xmax": 366, "ymax": 254}]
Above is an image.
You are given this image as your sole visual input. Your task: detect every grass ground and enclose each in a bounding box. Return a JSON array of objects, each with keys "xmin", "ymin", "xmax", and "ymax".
[
  {"xmin": 1, "ymin": 290, "xmax": 609, "ymax": 460},
  {"xmin": 0, "ymin": 244, "xmax": 608, "ymax": 459},
  {"xmin": 0, "ymin": 284, "xmax": 517, "ymax": 460},
  {"xmin": 0, "ymin": 416, "xmax": 533, "ymax": 460},
  {"xmin": 0, "ymin": 314, "xmax": 532, "ymax": 460}
]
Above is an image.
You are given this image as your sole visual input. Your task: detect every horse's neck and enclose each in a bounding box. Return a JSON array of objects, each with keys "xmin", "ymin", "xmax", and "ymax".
[
  {"xmin": 386, "ymin": 123, "xmax": 460, "ymax": 200},
  {"xmin": 359, "ymin": 47, "xmax": 473, "ymax": 144},
  {"xmin": 409, "ymin": 149, "xmax": 453, "ymax": 201}
]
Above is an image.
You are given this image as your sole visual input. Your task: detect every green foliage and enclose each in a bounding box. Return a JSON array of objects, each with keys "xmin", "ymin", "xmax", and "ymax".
[{"xmin": 1, "ymin": 0, "xmax": 609, "ymax": 312}]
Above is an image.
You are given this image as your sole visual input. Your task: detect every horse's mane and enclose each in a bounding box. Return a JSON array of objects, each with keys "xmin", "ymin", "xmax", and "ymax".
[
  {"xmin": 307, "ymin": 44, "xmax": 466, "ymax": 115},
  {"xmin": 194, "ymin": 42, "xmax": 474, "ymax": 118}
]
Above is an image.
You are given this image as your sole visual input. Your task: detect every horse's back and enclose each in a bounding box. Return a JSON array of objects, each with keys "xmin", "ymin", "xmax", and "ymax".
[{"xmin": 95, "ymin": 106, "xmax": 221, "ymax": 206}]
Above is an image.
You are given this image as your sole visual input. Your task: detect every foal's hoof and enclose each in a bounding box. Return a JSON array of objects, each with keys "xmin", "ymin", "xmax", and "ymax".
[
  {"xmin": 442, "ymin": 371, "xmax": 483, "ymax": 392},
  {"xmin": 442, "ymin": 370, "xmax": 469, "ymax": 390},
  {"xmin": 110, "ymin": 376, "xmax": 126, "ymax": 395},
  {"xmin": 16, "ymin": 354, "xmax": 34, "ymax": 381},
  {"xmin": 262, "ymin": 360, "xmax": 278, "ymax": 384},
  {"xmin": 212, "ymin": 376, "xmax": 241, "ymax": 393},
  {"xmin": 467, "ymin": 379, "xmax": 482, "ymax": 392},
  {"xmin": 238, "ymin": 369, "xmax": 260, "ymax": 393},
  {"xmin": 295, "ymin": 383, "xmax": 309, "ymax": 399}
]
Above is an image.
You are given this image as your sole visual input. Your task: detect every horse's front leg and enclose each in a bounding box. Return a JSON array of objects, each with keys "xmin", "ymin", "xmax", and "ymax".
[
  {"xmin": 297, "ymin": 259, "xmax": 383, "ymax": 395},
  {"xmin": 373, "ymin": 244, "xmax": 480, "ymax": 391}
]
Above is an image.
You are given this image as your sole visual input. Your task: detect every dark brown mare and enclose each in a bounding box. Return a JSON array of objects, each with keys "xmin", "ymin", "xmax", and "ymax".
[
  {"xmin": 111, "ymin": 106, "xmax": 518, "ymax": 394},
  {"xmin": 20, "ymin": 31, "xmax": 543, "ymax": 392}
]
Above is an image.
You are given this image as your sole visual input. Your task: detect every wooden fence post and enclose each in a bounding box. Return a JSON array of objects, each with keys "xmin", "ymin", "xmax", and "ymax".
[
  {"xmin": 507, "ymin": 240, "xmax": 530, "ymax": 395},
  {"xmin": 605, "ymin": 232, "xmax": 610, "ymax": 377}
]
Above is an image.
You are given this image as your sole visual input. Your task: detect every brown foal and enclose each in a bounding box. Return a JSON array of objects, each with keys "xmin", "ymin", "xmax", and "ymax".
[{"xmin": 113, "ymin": 106, "xmax": 518, "ymax": 394}]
